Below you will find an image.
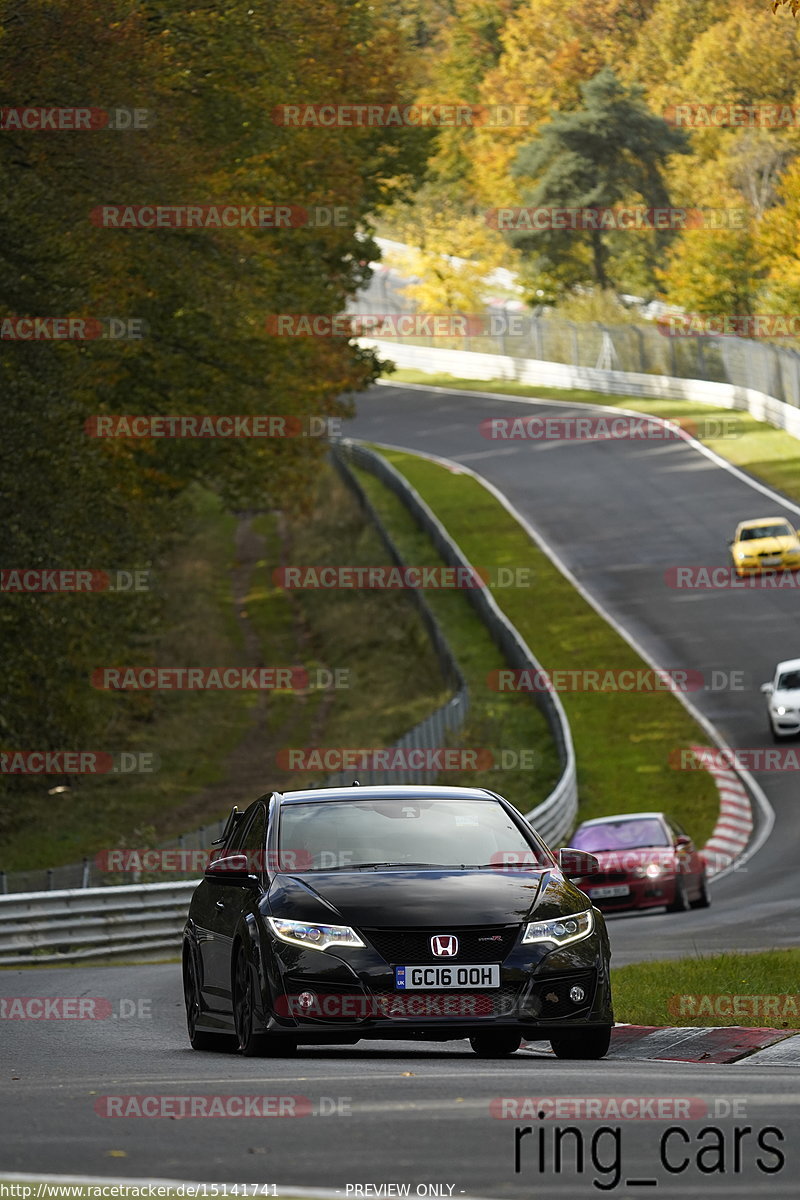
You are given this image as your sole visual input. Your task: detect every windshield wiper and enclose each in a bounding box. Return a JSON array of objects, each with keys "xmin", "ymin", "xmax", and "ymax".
[{"xmin": 349, "ymin": 861, "xmax": 447, "ymax": 870}]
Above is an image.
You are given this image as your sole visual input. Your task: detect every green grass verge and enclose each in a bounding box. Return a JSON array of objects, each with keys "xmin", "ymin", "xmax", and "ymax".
[
  {"xmin": 0, "ymin": 471, "xmax": 448, "ymax": 873},
  {"xmin": 0, "ymin": 489, "xmax": 256, "ymax": 872},
  {"xmin": 612, "ymin": 949, "xmax": 800, "ymax": 1029},
  {"xmin": 350, "ymin": 464, "xmax": 561, "ymax": 812},
  {"xmin": 363, "ymin": 446, "xmax": 719, "ymax": 847},
  {"xmin": 389, "ymin": 368, "xmax": 800, "ymax": 508},
  {"xmin": 247, "ymin": 467, "xmax": 451, "ymax": 768}
]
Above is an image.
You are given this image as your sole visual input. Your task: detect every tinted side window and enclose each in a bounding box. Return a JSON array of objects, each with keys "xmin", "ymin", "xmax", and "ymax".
[
  {"xmin": 240, "ymin": 807, "xmax": 267, "ymax": 875},
  {"xmin": 225, "ymin": 810, "xmax": 250, "ymax": 855}
]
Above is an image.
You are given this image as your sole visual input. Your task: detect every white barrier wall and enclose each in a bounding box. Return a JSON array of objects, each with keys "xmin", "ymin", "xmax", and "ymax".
[{"xmin": 360, "ymin": 339, "xmax": 800, "ymax": 442}]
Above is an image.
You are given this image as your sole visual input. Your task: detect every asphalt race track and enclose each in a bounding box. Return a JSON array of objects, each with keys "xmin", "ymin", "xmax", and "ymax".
[
  {"xmin": 3, "ymin": 381, "xmax": 800, "ymax": 1197},
  {"xmin": 2, "ymin": 962, "xmax": 800, "ymax": 1197},
  {"xmin": 347, "ymin": 382, "xmax": 800, "ymax": 964}
]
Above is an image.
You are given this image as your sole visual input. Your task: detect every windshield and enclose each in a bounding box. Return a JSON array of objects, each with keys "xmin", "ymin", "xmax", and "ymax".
[
  {"xmin": 777, "ymin": 670, "xmax": 800, "ymax": 692},
  {"xmin": 571, "ymin": 818, "xmax": 669, "ymax": 852},
  {"xmin": 277, "ymin": 798, "xmax": 553, "ymax": 871},
  {"xmin": 739, "ymin": 522, "xmax": 793, "ymax": 541}
]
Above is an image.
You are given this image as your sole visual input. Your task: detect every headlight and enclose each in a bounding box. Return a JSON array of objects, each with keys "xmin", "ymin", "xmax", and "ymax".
[
  {"xmin": 633, "ymin": 862, "xmax": 663, "ymax": 878},
  {"xmin": 736, "ymin": 551, "xmax": 753, "ymax": 560},
  {"xmin": 521, "ymin": 908, "xmax": 594, "ymax": 947},
  {"xmin": 267, "ymin": 917, "xmax": 365, "ymax": 951}
]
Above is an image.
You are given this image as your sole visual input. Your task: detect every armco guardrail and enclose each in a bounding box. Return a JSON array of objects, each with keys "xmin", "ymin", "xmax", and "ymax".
[
  {"xmin": 0, "ymin": 456, "xmax": 470, "ymax": 899},
  {"xmin": 335, "ymin": 440, "xmax": 577, "ymax": 848},
  {"xmin": 0, "ymin": 881, "xmax": 196, "ymax": 966},
  {"xmin": 1, "ymin": 442, "xmax": 577, "ymax": 963}
]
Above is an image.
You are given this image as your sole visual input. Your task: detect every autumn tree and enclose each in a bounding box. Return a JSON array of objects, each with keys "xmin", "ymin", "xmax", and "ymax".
[
  {"xmin": 509, "ymin": 68, "xmax": 688, "ymax": 294},
  {"xmin": 0, "ymin": 0, "xmax": 427, "ymax": 758}
]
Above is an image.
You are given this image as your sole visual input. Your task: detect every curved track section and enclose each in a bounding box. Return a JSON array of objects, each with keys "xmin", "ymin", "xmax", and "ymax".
[
  {"xmin": 346, "ymin": 382, "xmax": 800, "ymax": 964},
  {"xmin": 4, "ymin": 381, "xmax": 800, "ymax": 1195}
]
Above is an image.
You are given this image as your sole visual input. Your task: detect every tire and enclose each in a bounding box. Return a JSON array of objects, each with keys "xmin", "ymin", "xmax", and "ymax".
[
  {"xmin": 183, "ymin": 948, "xmax": 234, "ymax": 1052},
  {"xmin": 232, "ymin": 943, "xmax": 296, "ymax": 1058},
  {"xmin": 690, "ymin": 873, "xmax": 711, "ymax": 909},
  {"xmin": 666, "ymin": 874, "xmax": 690, "ymax": 913},
  {"xmin": 469, "ymin": 1031, "xmax": 522, "ymax": 1058},
  {"xmin": 550, "ymin": 1026, "xmax": 611, "ymax": 1060}
]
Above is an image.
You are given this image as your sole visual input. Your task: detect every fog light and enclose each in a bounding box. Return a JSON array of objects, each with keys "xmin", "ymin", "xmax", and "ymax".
[
  {"xmin": 296, "ymin": 991, "xmax": 316, "ymax": 1010},
  {"xmin": 569, "ymin": 986, "xmax": 586, "ymax": 1004}
]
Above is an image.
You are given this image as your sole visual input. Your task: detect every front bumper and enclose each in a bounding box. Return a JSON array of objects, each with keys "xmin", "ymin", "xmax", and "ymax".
[
  {"xmin": 579, "ymin": 873, "xmax": 680, "ymax": 912},
  {"xmin": 735, "ymin": 557, "xmax": 800, "ymax": 575},
  {"xmin": 257, "ymin": 926, "xmax": 613, "ymax": 1040},
  {"xmin": 770, "ymin": 711, "xmax": 800, "ymax": 736}
]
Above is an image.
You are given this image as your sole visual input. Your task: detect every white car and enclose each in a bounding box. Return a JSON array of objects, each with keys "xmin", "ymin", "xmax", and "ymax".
[{"xmin": 761, "ymin": 658, "xmax": 800, "ymax": 741}]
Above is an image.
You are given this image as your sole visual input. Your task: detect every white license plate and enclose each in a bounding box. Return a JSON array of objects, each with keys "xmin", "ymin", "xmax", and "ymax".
[
  {"xmin": 761, "ymin": 557, "xmax": 781, "ymax": 566},
  {"xmin": 395, "ymin": 964, "xmax": 500, "ymax": 990},
  {"xmin": 588, "ymin": 885, "xmax": 630, "ymax": 899}
]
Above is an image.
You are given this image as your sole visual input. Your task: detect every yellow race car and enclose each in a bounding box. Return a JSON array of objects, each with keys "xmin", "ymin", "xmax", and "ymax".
[{"xmin": 729, "ymin": 516, "xmax": 800, "ymax": 577}]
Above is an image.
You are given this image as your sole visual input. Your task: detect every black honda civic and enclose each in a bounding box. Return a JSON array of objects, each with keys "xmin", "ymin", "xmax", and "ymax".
[{"xmin": 182, "ymin": 784, "xmax": 613, "ymax": 1059}]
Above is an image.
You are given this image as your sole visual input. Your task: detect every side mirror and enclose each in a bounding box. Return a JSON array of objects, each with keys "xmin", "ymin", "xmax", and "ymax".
[
  {"xmin": 558, "ymin": 848, "xmax": 601, "ymax": 879},
  {"xmin": 674, "ymin": 835, "xmax": 692, "ymax": 849},
  {"xmin": 204, "ymin": 853, "xmax": 260, "ymax": 887},
  {"xmin": 760, "ymin": 682, "xmax": 774, "ymax": 695}
]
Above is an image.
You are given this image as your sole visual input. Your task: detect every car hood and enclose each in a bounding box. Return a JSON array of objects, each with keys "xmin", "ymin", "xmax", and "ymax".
[
  {"xmin": 268, "ymin": 867, "xmax": 585, "ymax": 927},
  {"xmin": 771, "ymin": 688, "xmax": 800, "ymax": 708},
  {"xmin": 738, "ymin": 536, "xmax": 798, "ymax": 554}
]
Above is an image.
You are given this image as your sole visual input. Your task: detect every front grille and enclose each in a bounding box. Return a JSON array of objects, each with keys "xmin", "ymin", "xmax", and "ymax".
[
  {"xmin": 361, "ymin": 926, "xmax": 519, "ymax": 965},
  {"xmin": 593, "ymin": 870, "xmax": 629, "ymax": 883},
  {"xmin": 526, "ymin": 971, "xmax": 597, "ymax": 1020}
]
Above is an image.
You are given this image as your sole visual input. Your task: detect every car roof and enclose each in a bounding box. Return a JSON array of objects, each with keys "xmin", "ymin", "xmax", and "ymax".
[
  {"xmin": 776, "ymin": 658, "xmax": 800, "ymax": 674},
  {"xmin": 736, "ymin": 516, "xmax": 793, "ymax": 529},
  {"xmin": 275, "ymin": 784, "xmax": 500, "ymax": 805},
  {"xmin": 575, "ymin": 812, "xmax": 667, "ymax": 827}
]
